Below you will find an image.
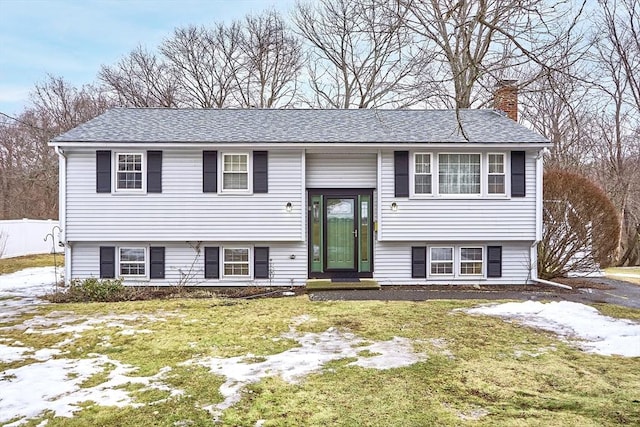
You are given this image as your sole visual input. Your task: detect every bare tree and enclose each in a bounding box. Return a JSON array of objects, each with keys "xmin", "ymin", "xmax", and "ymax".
[
  {"xmin": 402, "ymin": 0, "xmax": 587, "ymax": 109},
  {"xmin": 235, "ymin": 10, "xmax": 303, "ymax": 108},
  {"xmin": 0, "ymin": 76, "xmax": 112, "ymax": 219},
  {"xmin": 161, "ymin": 24, "xmax": 243, "ymax": 108},
  {"xmin": 99, "ymin": 46, "xmax": 180, "ymax": 107},
  {"xmin": 519, "ymin": 70, "xmax": 597, "ymax": 169},
  {"xmin": 293, "ymin": 0, "xmax": 421, "ymax": 108},
  {"xmin": 584, "ymin": 0, "xmax": 640, "ymax": 266}
]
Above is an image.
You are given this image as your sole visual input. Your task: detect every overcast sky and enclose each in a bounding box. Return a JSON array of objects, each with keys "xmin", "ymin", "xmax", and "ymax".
[{"xmin": 0, "ymin": 0, "xmax": 297, "ymax": 117}]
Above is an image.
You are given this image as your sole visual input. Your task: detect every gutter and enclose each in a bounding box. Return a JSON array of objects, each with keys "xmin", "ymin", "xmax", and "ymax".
[{"xmin": 55, "ymin": 146, "xmax": 71, "ymax": 285}]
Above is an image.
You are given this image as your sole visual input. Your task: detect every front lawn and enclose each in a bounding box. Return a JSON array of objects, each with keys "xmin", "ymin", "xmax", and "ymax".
[
  {"xmin": 0, "ymin": 253, "xmax": 63, "ymax": 274},
  {"xmin": 1, "ymin": 295, "xmax": 639, "ymax": 426},
  {"xmin": 605, "ymin": 267, "xmax": 640, "ymax": 285}
]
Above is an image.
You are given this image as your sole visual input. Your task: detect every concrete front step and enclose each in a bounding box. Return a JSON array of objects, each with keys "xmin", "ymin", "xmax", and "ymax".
[{"xmin": 305, "ymin": 279, "xmax": 380, "ymax": 291}]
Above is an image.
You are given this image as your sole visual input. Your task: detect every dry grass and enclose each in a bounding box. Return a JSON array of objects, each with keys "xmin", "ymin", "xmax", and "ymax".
[
  {"xmin": 0, "ymin": 253, "xmax": 64, "ymax": 275},
  {"xmin": 2, "ymin": 297, "xmax": 639, "ymax": 426},
  {"xmin": 605, "ymin": 267, "xmax": 640, "ymax": 285}
]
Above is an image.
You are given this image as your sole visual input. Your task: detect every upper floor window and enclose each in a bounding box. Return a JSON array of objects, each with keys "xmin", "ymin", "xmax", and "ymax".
[
  {"xmin": 438, "ymin": 154, "xmax": 481, "ymax": 195},
  {"xmin": 116, "ymin": 153, "xmax": 143, "ymax": 190},
  {"xmin": 414, "ymin": 153, "xmax": 432, "ymax": 194},
  {"xmin": 488, "ymin": 154, "xmax": 505, "ymax": 194},
  {"xmin": 222, "ymin": 154, "xmax": 249, "ymax": 191}
]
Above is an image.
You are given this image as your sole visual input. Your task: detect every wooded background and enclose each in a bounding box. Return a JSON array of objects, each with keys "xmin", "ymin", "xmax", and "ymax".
[{"xmin": 1, "ymin": 0, "xmax": 638, "ymax": 266}]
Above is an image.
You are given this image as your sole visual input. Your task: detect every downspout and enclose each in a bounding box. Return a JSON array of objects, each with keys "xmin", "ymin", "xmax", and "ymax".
[
  {"xmin": 531, "ymin": 148, "xmax": 571, "ymax": 290},
  {"xmin": 530, "ymin": 148, "xmax": 544, "ymax": 283},
  {"xmin": 55, "ymin": 146, "xmax": 71, "ymax": 285}
]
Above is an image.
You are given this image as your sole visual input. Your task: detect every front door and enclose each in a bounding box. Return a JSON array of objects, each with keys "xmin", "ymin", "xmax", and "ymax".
[
  {"xmin": 325, "ymin": 197, "xmax": 357, "ymax": 270},
  {"xmin": 308, "ymin": 189, "xmax": 373, "ymax": 278}
]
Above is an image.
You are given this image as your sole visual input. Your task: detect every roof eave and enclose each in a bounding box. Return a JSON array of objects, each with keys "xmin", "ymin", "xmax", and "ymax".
[{"xmin": 50, "ymin": 140, "xmax": 552, "ymax": 149}]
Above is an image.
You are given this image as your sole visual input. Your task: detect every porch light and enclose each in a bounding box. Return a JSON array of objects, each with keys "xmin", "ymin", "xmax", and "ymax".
[
  {"xmin": 286, "ymin": 202, "xmax": 293, "ymax": 212},
  {"xmin": 391, "ymin": 202, "xmax": 398, "ymax": 212}
]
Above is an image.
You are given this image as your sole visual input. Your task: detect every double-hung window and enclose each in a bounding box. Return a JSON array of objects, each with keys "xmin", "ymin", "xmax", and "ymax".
[
  {"xmin": 430, "ymin": 247, "xmax": 453, "ymax": 275},
  {"xmin": 222, "ymin": 154, "xmax": 249, "ymax": 192},
  {"xmin": 460, "ymin": 247, "xmax": 483, "ymax": 275},
  {"xmin": 119, "ymin": 247, "xmax": 146, "ymax": 276},
  {"xmin": 488, "ymin": 154, "xmax": 506, "ymax": 194},
  {"xmin": 414, "ymin": 153, "xmax": 432, "ymax": 194},
  {"xmin": 438, "ymin": 154, "xmax": 481, "ymax": 195},
  {"xmin": 223, "ymin": 248, "xmax": 250, "ymax": 277},
  {"xmin": 116, "ymin": 153, "xmax": 143, "ymax": 190}
]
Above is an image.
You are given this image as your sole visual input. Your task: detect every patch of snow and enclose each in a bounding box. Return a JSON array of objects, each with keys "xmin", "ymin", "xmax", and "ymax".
[
  {"xmin": 0, "ymin": 344, "xmax": 61, "ymax": 363},
  {"xmin": 0, "ymin": 267, "xmax": 59, "ymax": 322},
  {"xmin": 350, "ymin": 337, "xmax": 423, "ymax": 369},
  {"xmin": 0, "ymin": 355, "xmax": 182, "ymax": 425},
  {"xmin": 466, "ymin": 301, "xmax": 640, "ymax": 357},
  {"xmin": 186, "ymin": 321, "xmax": 427, "ymax": 413}
]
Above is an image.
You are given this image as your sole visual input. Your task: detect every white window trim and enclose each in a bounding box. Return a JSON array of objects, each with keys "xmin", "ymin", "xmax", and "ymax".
[
  {"xmin": 437, "ymin": 152, "xmax": 483, "ymax": 197},
  {"xmin": 118, "ymin": 246, "xmax": 148, "ymax": 278},
  {"xmin": 459, "ymin": 246, "xmax": 484, "ymax": 276},
  {"xmin": 219, "ymin": 152, "xmax": 252, "ymax": 194},
  {"xmin": 410, "ymin": 152, "xmax": 515, "ymax": 199},
  {"xmin": 411, "ymin": 153, "xmax": 433, "ymax": 196},
  {"xmin": 114, "ymin": 152, "xmax": 146, "ymax": 194},
  {"xmin": 222, "ymin": 247, "xmax": 251, "ymax": 278},
  {"xmin": 487, "ymin": 153, "xmax": 507, "ymax": 196},
  {"xmin": 429, "ymin": 246, "xmax": 454, "ymax": 276}
]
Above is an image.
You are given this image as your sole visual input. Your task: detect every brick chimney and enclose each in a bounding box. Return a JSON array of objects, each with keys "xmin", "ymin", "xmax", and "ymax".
[{"xmin": 494, "ymin": 80, "xmax": 518, "ymax": 121}]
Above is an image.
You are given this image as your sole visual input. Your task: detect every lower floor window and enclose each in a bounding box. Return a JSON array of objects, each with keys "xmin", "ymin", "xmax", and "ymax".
[
  {"xmin": 430, "ymin": 247, "xmax": 453, "ymax": 275},
  {"xmin": 119, "ymin": 247, "xmax": 146, "ymax": 276},
  {"xmin": 223, "ymin": 248, "xmax": 250, "ymax": 277},
  {"xmin": 460, "ymin": 247, "xmax": 483, "ymax": 275}
]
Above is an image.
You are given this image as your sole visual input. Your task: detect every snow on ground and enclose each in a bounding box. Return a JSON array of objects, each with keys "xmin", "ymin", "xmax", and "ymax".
[
  {"xmin": 1, "ymin": 267, "xmax": 58, "ymax": 322},
  {"xmin": 466, "ymin": 301, "xmax": 640, "ymax": 357},
  {"xmin": 2, "ymin": 268, "xmax": 640, "ymax": 424},
  {"xmin": 188, "ymin": 321, "xmax": 428, "ymax": 413},
  {"xmin": 0, "ymin": 355, "xmax": 181, "ymax": 425}
]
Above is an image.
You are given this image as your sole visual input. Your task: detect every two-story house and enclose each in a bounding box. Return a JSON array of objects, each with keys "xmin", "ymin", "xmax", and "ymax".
[{"xmin": 50, "ymin": 86, "xmax": 551, "ymax": 287}]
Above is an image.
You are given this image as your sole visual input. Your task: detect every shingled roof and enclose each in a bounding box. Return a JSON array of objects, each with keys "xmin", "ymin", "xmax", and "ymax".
[{"xmin": 51, "ymin": 108, "xmax": 550, "ymax": 144}]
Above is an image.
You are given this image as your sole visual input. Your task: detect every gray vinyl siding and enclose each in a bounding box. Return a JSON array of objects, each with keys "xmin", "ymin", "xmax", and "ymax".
[
  {"xmin": 373, "ymin": 241, "xmax": 533, "ymax": 285},
  {"xmin": 65, "ymin": 148, "xmax": 304, "ymax": 241},
  {"xmin": 71, "ymin": 241, "xmax": 308, "ymax": 286},
  {"xmin": 306, "ymin": 152, "xmax": 377, "ymax": 188},
  {"xmin": 378, "ymin": 150, "xmax": 538, "ymax": 241}
]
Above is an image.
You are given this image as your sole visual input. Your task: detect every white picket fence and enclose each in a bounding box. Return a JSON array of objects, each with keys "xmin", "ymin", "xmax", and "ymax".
[{"xmin": 0, "ymin": 219, "xmax": 62, "ymax": 259}]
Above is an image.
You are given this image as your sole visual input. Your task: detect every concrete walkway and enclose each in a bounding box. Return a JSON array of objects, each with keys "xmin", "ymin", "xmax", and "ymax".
[{"xmin": 309, "ymin": 278, "xmax": 640, "ymax": 310}]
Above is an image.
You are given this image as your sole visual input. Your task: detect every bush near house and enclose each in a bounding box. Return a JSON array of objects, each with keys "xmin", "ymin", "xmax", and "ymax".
[{"xmin": 538, "ymin": 169, "xmax": 620, "ymax": 279}]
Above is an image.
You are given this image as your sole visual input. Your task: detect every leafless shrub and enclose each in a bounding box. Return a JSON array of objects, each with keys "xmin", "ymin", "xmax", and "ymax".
[{"xmin": 538, "ymin": 169, "xmax": 620, "ymax": 279}]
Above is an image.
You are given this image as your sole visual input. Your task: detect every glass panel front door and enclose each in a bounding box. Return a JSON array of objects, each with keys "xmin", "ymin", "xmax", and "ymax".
[{"xmin": 326, "ymin": 197, "xmax": 356, "ymax": 270}]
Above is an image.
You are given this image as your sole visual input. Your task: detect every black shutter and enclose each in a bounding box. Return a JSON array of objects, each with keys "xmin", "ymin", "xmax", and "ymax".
[
  {"xmin": 254, "ymin": 247, "xmax": 270, "ymax": 279},
  {"xmin": 203, "ymin": 151, "xmax": 218, "ymax": 193},
  {"xmin": 394, "ymin": 151, "xmax": 409, "ymax": 197},
  {"xmin": 149, "ymin": 246, "xmax": 165, "ymax": 279},
  {"xmin": 147, "ymin": 151, "xmax": 162, "ymax": 193},
  {"xmin": 100, "ymin": 246, "xmax": 115, "ymax": 278},
  {"xmin": 487, "ymin": 246, "xmax": 502, "ymax": 278},
  {"xmin": 204, "ymin": 246, "xmax": 220, "ymax": 279},
  {"xmin": 511, "ymin": 151, "xmax": 526, "ymax": 197},
  {"xmin": 411, "ymin": 246, "xmax": 426, "ymax": 278},
  {"xmin": 96, "ymin": 150, "xmax": 111, "ymax": 193},
  {"xmin": 253, "ymin": 151, "xmax": 268, "ymax": 193}
]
